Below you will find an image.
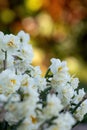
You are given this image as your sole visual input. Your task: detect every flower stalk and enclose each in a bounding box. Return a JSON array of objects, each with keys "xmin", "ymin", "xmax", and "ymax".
[{"xmin": 1, "ymin": 49, "xmax": 7, "ymax": 70}]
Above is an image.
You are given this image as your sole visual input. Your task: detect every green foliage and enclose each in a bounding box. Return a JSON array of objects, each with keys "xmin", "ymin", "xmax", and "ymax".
[{"xmin": 39, "ymin": 87, "xmax": 51, "ymax": 107}]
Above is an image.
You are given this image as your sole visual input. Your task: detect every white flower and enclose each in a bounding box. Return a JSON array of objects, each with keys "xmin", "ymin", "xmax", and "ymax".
[
  {"xmin": 50, "ymin": 79, "xmax": 66, "ymax": 91},
  {"xmin": 46, "ymin": 112, "xmax": 75, "ymax": 130},
  {"xmin": 0, "ymin": 31, "xmax": 4, "ymax": 49},
  {"xmin": 21, "ymin": 74, "xmax": 34, "ymax": 88},
  {"xmin": 9, "ymin": 93, "xmax": 20, "ymax": 102},
  {"xmin": 0, "ymin": 53, "xmax": 15, "ymax": 70},
  {"xmin": 26, "ymin": 86, "xmax": 39, "ymax": 107},
  {"xmin": 58, "ymin": 83, "xmax": 74, "ymax": 106},
  {"xmin": 49, "ymin": 58, "xmax": 70, "ymax": 86},
  {"xmin": 0, "ymin": 94, "xmax": 7, "ymax": 102},
  {"xmin": 0, "ymin": 37, "xmax": 4, "ymax": 71},
  {"xmin": 33, "ymin": 75, "xmax": 47, "ymax": 91},
  {"xmin": 5, "ymin": 101, "xmax": 29, "ymax": 125},
  {"xmin": 74, "ymin": 99, "xmax": 87, "ymax": 121},
  {"xmin": 15, "ymin": 64, "xmax": 42, "ymax": 76},
  {"xmin": 17, "ymin": 118, "xmax": 31, "ymax": 130},
  {"xmin": 17, "ymin": 30, "xmax": 30, "ymax": 44},
  {"xmin": 0, "ymin": 69, "xmax": 21, "ymax": 95},
  {"xmin": 43, "ymin": 94, "xmax": 63, "ymax": 119},
  {"xmin": 55, "ymin": 112, "xmax": 75, "ymax": 130},
  {"xmin": 3, "ymin": 34, "xmax": 20, "ymax": 53},
  {"xmin": 13, "ymin": 60, "xmax": 30, "ymax": 74},
  {"xmin": 53, "ymin": 72, "xmax": 70, "ymax": 84},
  {"xmin": 17, "ymin": 44, "xmax": 34, "ymax": 63},
  {"xmin": 30, "ymin": 66, "xmax": 42, "ymax": 77},
  {"xmin": 6, "ymin": 55, "xmax": 14, "ymax": 69},
  {"xmin": 70, "ymin": 77, "xmax": 79, "ymax": 89},
  {"xmin": 0, "ymin": 31, "xmax": 4, "ymax": 41},
  {"xmin": 21, "ymin": 74, "xmax": 39, "ymax": 110},
  {"xmin": 50, "ymin": 58, "xmax": 68, "ymax": 74},
  {"xmin": 17, "ymin": 118, "xmax": 32, "ymax": 130},
  {"xmin": 72, "ymin": 88, "xmax": 85, "ymax": 104},
  {"xmin": 17, "ymin": 116, "xmax": 39, "ymax": 130}
]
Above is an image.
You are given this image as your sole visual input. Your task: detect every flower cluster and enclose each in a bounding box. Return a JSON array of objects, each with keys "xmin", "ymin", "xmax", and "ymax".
[{"xmin": 0, "ymin": 31, "xmax": 87, "ymax": 130}]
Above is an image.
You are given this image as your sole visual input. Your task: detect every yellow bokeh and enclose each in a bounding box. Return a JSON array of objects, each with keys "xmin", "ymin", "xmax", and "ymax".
[
  {"xmin": 37, "ymin": 12, "xmax": 54, "ymax": 36},
  {"xmin": 25, "ymin": 0, "xmax": 43, "ymax": 12},
  {"xmin": 1, "ymin": 9, "xmax": 15, "ymax": 24},
  {"xmin": 33, "ymin": 47, "xmax": 45, "ymax": 65}
]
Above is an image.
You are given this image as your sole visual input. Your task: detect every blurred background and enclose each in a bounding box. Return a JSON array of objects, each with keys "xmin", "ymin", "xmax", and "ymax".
[{"xmin": 0, "ymin": 0, "xmax": 87, "ymax": 88}]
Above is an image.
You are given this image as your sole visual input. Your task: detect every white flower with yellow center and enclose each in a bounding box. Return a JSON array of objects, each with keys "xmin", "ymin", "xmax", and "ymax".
[
  {"xmin": 49, "ymin": 58, "xmax": 70, "ymax": 83},
  {"xmin": 17, "ymin": 115, "xmax": 39, "ymax": 130},
  {"xmin": 0, "ymin": 69, "xmax": 21, "ymax": 95},
  {"xmin": 50, "ymin": 58, "xmax": 68, "ymax": 74},
  {"xmin": 21, "ymin": 74, "xmax": 35, "ymax": 89},
  {"xmin": 3, "ymin": 34, "xmax": 20, "ymax": 53}
]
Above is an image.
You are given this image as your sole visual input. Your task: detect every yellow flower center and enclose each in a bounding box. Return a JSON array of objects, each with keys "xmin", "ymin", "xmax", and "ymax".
[
  {"xmin": 58, "ymin": 66, "xmax": 62, "ymax": 72},
  {"xmin": 22, "ymin": 81, "xmax": 29, "ymax": 87},
  {"xmin": 10, "ymin": 79, "xmax": 16, "ymax": 85},
  {"xmin": 30, "ymin": 116, "xmax": 37, "ymax": 124},
  {"xmin": 48, "ymin": 102, "xmax": 54, "ymax": 106},
  {"xmin": 7, "ymin": 40, "xmax": 16, "ymax": 47}
]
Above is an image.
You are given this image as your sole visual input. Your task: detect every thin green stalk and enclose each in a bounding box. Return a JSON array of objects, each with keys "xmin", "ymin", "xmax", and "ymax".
[
  {"xmin": 1, "ymin": 49, "xmax": 7, "ymax": 70},
  {"xmin": 45, "ymin": 68, "xmax": 50, "ymax": 78}
]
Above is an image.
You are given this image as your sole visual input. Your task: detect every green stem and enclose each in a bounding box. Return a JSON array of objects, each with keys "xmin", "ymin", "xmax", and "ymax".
[
  {"xmin": 2, "ymin": 50, "xmax": 7, "ymax": 70},
  {"xmin": 45, "ymin": 68, "xmax": 50, "ymax": 78}
]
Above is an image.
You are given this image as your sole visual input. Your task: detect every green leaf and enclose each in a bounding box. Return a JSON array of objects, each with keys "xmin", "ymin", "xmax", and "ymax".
[{"xmin": 39, "ymin": 87, "xmax": 51, "ymax": 107}]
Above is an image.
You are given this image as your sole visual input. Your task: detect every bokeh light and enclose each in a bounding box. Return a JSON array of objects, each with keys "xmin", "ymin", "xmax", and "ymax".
[
  {"xmin": 1, "ymin": 9, "xmax": 15, "ymax": 24},
  {"xmin": 25, "ymin": 0, "xmax": 43, "ymax": 12},
  {"xmin": 37, "ymin": 12, "xmax": 53, "ymax": 36}
]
